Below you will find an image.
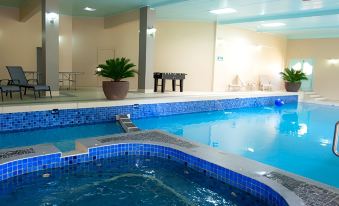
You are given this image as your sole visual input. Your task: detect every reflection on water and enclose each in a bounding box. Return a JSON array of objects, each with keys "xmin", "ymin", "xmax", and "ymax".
[{"xmin": 134, "ymin": 103, "xmax": 339, "ymax": 187}]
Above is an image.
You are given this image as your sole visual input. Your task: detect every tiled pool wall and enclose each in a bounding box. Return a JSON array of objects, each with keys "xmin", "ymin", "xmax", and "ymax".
[
  {"xmin": 0, "ymin": 95, "xmax": 298, "ymax": 132},
  {"xmin": 0, "ymin": 143, "xmax": 288, "ymax": 206}
]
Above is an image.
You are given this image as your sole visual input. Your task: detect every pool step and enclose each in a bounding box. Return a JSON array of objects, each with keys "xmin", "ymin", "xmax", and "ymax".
[
  {"xmin": 304, "ymin": 92, "xmax": 327, "ymax": 102},
  {"xmin": 116, "ymin": 114, "xmax": 141, "ymax": 133}
]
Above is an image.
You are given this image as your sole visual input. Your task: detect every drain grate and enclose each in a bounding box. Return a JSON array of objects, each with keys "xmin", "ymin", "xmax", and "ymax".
[{"xmin": 97, "ymin": 131, "xmax": 196, "ymax": 149}]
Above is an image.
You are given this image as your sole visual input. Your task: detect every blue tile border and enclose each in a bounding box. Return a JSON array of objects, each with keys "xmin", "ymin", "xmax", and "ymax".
[
  {"xmin": 0, "ymin": 95, "xmax": 298, "ymax": 132},
  {"xmin": 0, "ymin": 143, "xmax": 288, "ymax": 206}
]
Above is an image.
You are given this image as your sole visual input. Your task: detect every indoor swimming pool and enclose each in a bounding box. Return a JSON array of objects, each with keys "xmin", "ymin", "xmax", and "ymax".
[{"xmin": 134, "ymin": 103, "xmax": 339, "ymax": 188}]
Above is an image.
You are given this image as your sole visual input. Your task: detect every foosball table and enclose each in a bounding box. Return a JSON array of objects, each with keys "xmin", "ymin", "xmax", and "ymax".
[{"xmin": 153, "ymin": 72, "xmax": 187, "ymax": 93}]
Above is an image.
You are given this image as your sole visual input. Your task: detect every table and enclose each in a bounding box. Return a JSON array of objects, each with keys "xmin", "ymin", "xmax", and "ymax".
[
  {"xmin": 59, "ymin": 72, "xmax": 82, "ymax": 90},
  {"xmin": 153, "ymin": 72, "xmax": 187, "ymax": 93},
  {"xmin": 23, "ymin": 71, "xmax": 82, "ymax": 90}
]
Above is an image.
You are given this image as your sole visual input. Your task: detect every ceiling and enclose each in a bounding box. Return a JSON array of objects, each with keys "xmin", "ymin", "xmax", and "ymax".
[{"xmin": 1, "ymin": 0, "xmax": 339, "ymax": 39}]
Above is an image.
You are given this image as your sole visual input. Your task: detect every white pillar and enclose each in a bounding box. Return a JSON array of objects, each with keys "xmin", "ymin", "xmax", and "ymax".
[
  {"xmin": 41, "ymin": 0, "xmax": 59, "ymax": 94},
  {"xmin": 138, "ymin": 7, "xmax": 156, "ymax": 93}
]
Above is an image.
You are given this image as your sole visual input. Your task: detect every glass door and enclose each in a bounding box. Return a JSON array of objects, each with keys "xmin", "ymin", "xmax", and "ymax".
[{"xmin": 289, "ymin": 59, "xmax": 314, "ymax": 92}]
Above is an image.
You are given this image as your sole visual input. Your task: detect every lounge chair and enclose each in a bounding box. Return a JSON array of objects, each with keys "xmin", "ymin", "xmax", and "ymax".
[
  {"xmin": 6, "ymin": 66, "xmax": 52, "ymax": 99},
  {"xmin": 228, "ymin": 75, "xmax": 244, "ymax": 91},
  {"xmin": 259, "ymin": 75, "xmax": 272, "ymax": 91},
  {"xmin": 0, "ymin": 79, "xmax": 22, "ymax": 101}
]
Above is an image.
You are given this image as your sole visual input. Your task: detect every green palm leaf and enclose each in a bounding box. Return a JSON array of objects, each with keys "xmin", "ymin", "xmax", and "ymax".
[
  {"xmin": 96, "ymin": 57, "xmax": 137, "ymax": 81},
  {"xmin": 280, "ymin": 68, "xmax": 308, "ymax": 83}
]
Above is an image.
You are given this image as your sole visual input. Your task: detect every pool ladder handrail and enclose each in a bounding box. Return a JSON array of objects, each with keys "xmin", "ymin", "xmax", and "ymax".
[{"xmin": 333, "ymin": 121, "xmax": 339, "ymax": 157}]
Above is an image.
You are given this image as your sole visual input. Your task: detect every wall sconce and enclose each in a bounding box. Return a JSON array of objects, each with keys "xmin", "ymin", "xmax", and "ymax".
[
  {"xmin": 147, "ymin": 27, "xmax": 157, "ymax": 38},
  {"xmin": 46, "ymin": 12, "xmax": 59, "ymax": 24},
  {"xmin": 327, "ymin": 59, "xmax": 339, "ymax": 65}
]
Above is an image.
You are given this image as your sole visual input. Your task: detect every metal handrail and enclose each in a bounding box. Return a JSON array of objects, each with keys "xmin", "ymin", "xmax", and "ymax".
[{"xmin": 333, "ymin": 121, "xmax": 339, "ymax": 157}]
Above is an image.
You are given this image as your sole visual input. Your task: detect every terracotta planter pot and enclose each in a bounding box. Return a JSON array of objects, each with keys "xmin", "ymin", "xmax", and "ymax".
[
  {"xmin": 284, "ymin": 82, "xmax": 301, "ymax": 92},
  {"xmin": 102, "ymin": 81, "xmax": 129, "ymax": 100}
]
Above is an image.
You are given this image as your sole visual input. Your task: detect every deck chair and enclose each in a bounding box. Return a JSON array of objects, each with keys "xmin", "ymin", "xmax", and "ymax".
[
  {"xmin": 6, "ymin": 66, "xmax": 52, "ymax": 99},
  {"xmin": 259, "ymin": 75, "xmax": 272, "ymax": 91},
  {"xmin": 0, "ymin": 79, "xmax": 22, "ymax": 101},
  {"xmin": 228, "ymin": 75, "xmax": 244, "ymax": 91}
]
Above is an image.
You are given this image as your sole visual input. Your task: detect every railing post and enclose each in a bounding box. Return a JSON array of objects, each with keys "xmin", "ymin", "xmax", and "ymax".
[{"xmin": 333, "ymin": 121, "xmax": 339, "ymax": 157}]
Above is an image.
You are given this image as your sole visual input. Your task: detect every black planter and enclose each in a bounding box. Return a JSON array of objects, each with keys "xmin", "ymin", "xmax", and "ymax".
[{"xmin": 284, "ymin": 82, "xmax": 301, "ymax": 92}]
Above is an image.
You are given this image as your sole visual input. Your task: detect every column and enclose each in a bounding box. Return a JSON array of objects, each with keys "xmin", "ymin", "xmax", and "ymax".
[
  {"xmin": 138, "ymin": 7, "xmax": 156, "ymax": 93},
  {"xmin": 41, "ymin": 0, "xmax": 59, "ymax": 94}
]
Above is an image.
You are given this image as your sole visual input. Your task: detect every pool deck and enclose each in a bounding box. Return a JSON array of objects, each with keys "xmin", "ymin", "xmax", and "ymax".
[
  {"xmin": 0, "ymin": 91, "xmax": 300, "ymax": 113},
  {"xmin": 1, "ymin": 130, "xmax": 338, "ymax": 206}
]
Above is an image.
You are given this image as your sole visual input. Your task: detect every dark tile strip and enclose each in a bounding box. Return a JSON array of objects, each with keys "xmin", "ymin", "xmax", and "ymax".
[
  {"xmin": 0, "ymin": 148, "xmax": 35, "ymax": 160},
  {"xmin": 265, "ymin": 172, "xmax": 339, "ymax": 206}
]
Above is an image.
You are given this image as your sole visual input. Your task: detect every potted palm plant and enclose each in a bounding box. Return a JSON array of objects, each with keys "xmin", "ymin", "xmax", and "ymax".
[
  {"xmin": 96, "ymin": 57, "xmax": 137, "ymax": 100},
  {"xmin": 280, "ymin": 68, "xmax": 308, "ymax": 92}
]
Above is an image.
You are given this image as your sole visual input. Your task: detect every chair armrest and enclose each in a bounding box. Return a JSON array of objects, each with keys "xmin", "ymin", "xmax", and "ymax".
[{"xmin": 9, "ymin": 79, "xmax": 21, "ymax": 85}]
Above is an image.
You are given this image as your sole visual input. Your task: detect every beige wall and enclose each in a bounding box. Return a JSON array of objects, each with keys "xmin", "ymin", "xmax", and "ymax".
[
  {"xmin": 154, "ymin": 21, "xmax": 216, "ymax": 92},
  {"xmin": 213, "ymin": 25, "xmax": 287, "ymax": 91},
  {"xmin": 59, "ymin": 15, "xmax": 72, "ymax": 72},
  {"xmin": 287, "ymin": 39, "xmax": 339, "ymax": 100},
  {"xmin": 0, "ymin": 7, "xmax": 41, "ymax": 78},
  {"xmin": 72, "ymin": 18, "xmax": 216, "ymax": 91},
  {"xmin": 71, "ymin": 16, "xmax": 139, "ymax": 88},
  {"xmin": 71, "ymin": 17, "xmax": 109, "ymax": 88}
]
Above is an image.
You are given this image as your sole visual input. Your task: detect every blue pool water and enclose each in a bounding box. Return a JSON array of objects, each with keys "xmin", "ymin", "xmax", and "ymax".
[
  {"xmin": 0, "ymin": 156, "xmax": 268, "ymax": 206},
  {"xmin": 0, "ymin": 122, "xmax": 123, "ymax": 152},
  {"xmin": 134, "ymin": 103, "xmax": 339, "ymax": 188}
]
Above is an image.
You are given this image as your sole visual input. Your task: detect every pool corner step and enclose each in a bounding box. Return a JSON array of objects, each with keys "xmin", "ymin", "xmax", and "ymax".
[{"xmin": 116, "ymin": 114, "xmax": 141, "ymax": 133}]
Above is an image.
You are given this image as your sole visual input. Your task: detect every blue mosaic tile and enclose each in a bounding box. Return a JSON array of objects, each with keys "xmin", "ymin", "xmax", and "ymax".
[{"xmin": 0, "ymin": 95, "xmax": 298, "ymax": 132}]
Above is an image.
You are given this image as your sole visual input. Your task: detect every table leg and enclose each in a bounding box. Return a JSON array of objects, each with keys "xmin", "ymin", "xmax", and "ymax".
[
  {"xmin": 68, "ymin": 74, "xmax": 71, "ymax": 90},
  {"xmin": 74, "ymin": 74, "xmax": 77, "ymax": 90},
  {"xmin": 180, "ymin": 79, "xmax": 184, "ymax": 92},
  {"xmin": 154, "ymin": 78, "xmax": 158, "ymax": 92},
  {"xmin": 172, "ymin": 80, "xmax": 176, "ymax": 91},
  {"xmin": 161, "ymin": 79, "xmax": 166, "ymax": 93}
]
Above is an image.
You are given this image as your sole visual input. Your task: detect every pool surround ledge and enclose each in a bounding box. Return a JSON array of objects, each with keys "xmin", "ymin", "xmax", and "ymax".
[{"xmin": 0, "ymin": 94, "xmax": 298, "ymax": 132}]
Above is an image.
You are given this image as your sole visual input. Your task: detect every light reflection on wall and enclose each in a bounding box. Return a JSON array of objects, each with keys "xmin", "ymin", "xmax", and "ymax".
[{"xmin": 327, "ymin": 59, "xmax": 339, "ymax": 65}]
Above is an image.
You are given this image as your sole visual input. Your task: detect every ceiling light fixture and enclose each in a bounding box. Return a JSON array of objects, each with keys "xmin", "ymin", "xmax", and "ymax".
[
  {"xmin": 209, "ymin": 8, "xmax": 237, "ymax": 15},
  {"xmin": 261, "ymin": 22, "xmax": 286, "ymax": 27},
  {"xmin": 84, "ymin": 7, "xmax": 96, "ymax": 12}
]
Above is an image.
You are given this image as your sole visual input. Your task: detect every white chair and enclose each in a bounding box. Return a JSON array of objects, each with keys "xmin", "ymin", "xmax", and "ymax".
[
  {"xmin": 259, "ymin": 75, "xmax": 272, "ymax": 91},
  {"xmin": 228, "ymin": 75, "xmax": 244, "ymax": 91},
  {"xmin": 246, "ymin": 81, "xmax": 257, "ymax": 91}
]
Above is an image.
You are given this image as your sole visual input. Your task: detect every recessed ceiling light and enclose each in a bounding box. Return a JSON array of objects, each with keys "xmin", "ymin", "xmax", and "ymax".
[
  {"xmin": 84, "ymin": 7, "xmax": 96, "ymax": 12},
  {"xmin": 209, "ymin": 8, "xmax": 237, "ymax": 15},
  {"xmin": 261, "ymin": 22, "xmax": 286, "ymax": 27}
]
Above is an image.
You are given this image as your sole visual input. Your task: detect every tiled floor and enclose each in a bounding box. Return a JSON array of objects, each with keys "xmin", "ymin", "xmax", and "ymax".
[
  {"xmin": 0, "ymin": 87, "xmax": 299, "ymax": 113},
  {"xmin": 0, "ymin": 87, "xmax": 297, "ymax": 105}
]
